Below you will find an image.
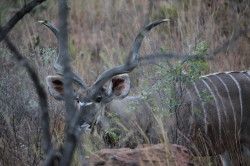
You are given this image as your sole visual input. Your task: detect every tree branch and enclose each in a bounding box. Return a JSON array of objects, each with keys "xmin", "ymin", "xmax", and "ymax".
[
  {"xmin": 3, "ymin": 35, "xmax": 52, "ymax": 154},
  {"xmin": 57, "ymin": 0, "xmax": 79, "ymax": 165},
  {"xmin": 139, "ymin": 28, "xmax": 250, "ymax": 65},
  {"xmin": 0, "ymin": 0, "xmax": 46, "ymax": 42},
  {"xmin": 207, "ymin": 28, "xmax": 250, "ymax": 58}
]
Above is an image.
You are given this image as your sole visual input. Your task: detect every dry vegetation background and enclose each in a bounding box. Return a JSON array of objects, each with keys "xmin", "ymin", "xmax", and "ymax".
[{"xmin": 0, "ymin": 0, "xmax": 250, "ymax": 165}]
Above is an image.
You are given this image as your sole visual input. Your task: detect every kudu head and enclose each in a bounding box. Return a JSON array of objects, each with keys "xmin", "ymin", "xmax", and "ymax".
[{"xmin": 41, "ymin": 19, "xmax": 167, "ymax": 129}]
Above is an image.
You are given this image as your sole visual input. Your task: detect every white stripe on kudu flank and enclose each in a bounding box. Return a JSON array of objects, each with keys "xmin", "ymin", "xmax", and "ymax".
[
  {"xmin": 200, "ymin": 72, "xmax": 220, "ymax": 78},
  {"xmin": 243, "ymin": 71, "xmax": 250, "ymax": 81},
  {"xmin": 201, "ymin": 79, "xmax": 222, "ymax": 140},
  {"xmin": 227, "ymin": 73, "xmax": 243, "ymax": 131},
  {"xmin": 201, "ymin": 71, "xmax": 245, "ymax": 78},
  {"xmin": 205, "ymin": 76, "xmax": 228, "ymax": 122},
  {"xmin": 215, "ymin": 74, "xmax": 237, "ymax": 137},
  {"xmin": 193, "ymin": 82, "xmax": 208, "ymax": 134}
]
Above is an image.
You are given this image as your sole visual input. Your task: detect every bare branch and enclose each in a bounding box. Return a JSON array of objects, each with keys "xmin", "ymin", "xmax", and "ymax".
[
  {"xmin": 139, "ymin": 52, "xmax": 202, "ymax": 65},
  {"xmin": 139, "ymin": 28, "xmax": 250, "ymax": 66},
  {"xmin": 3, "ymin": 35, "xmax": 52, "ymax": 154},
  {"xmin": 57, "ymin": 0, "xmax": 79, "ymax": 165},
  {"xmin": 0, "ymin": 0, "xmax": 46, "ymax": 42},
  {"xmin": 139, "ymin": 52, "xmax": 178, "ymax": 65},
  {"xmin": 57, "ymin": 0, "xmax": 76, "ymax": 120},
  {"xmin": 207, "ymin": 28, "xmax": 250, "ymax": 58}
]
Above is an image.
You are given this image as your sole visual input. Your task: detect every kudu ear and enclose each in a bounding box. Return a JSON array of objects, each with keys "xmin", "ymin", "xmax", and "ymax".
[
  {"xmin": 46, "ymin": 75, "xmax": 81, "ymax": 100},
  {"xmin": 107, "ymin": 74, "xmax": 131, "ymax": 99},
  {"xmin": 46, "ymin": 76, "xmax": 65, "ymax": 100}
]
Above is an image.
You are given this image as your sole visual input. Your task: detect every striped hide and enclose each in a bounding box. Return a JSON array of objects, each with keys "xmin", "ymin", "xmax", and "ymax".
[{"xmin": 170, "ymin": 71, "xmax": 250, "ymax": 164}]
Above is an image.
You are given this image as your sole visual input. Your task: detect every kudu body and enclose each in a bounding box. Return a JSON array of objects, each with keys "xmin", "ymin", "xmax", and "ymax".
[
  {"xmin": 167, "ymin": 71, "xmax": 250, "ymax": 165},
  {"xmin": 96, "ymin": 96, "xmax": 160, "ymax": 148},
  {"xmin": 42, "ymin": 19, "xmax": 250, "ymax": 165}
]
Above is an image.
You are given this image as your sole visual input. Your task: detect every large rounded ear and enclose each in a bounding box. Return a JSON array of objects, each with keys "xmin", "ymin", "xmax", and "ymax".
[
  {"xmin": 46, "ymin": 75, "xmax": 83, "ymax": 100},
  {"xmin": 46, "ymin": 76, "xmax": 65, "ymax": 100},
  {"xmin": 107, "ymin": 74, "xmax": 131, "ymax": 99}
]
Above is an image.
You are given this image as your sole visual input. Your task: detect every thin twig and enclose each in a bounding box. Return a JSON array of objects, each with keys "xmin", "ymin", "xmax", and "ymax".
[
  {"xmin": 0, "ymin": 0, "xmax": 46, "ymax": 42},
  {"xmin": 139, "ymin": 28, "xmax": 250, "ymax": 65},
  {"xmin": 207, "ymin": 28, "xmax": 250, "ymax": 58}
]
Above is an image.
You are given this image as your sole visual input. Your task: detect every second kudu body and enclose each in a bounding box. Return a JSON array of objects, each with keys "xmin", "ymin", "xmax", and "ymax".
[
  {"xmin": 168, "ymin": 71, "xmax": 250, "ymax": 165},
  {"xmin": 42, "ymin": 20, "xmax": 250, "ymax": 165}
]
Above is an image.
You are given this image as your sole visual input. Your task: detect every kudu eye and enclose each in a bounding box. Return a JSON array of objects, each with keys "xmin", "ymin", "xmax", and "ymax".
[
  {"xmin": 95, "ymin": 96, "xmax": 102, "ymax": 103},
  {"xmin": 76, "ymin": 97, "xmax": 80, "ymax": 103}
]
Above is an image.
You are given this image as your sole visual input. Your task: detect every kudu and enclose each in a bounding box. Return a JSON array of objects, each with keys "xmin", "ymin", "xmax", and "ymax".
[
  {"xmin": 41, "ymin": 20, "xmax": 167, "ymax": 137},
  {"xmin": 42, "ymin": 20, "xmax": 250, "ymax": 165}
]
